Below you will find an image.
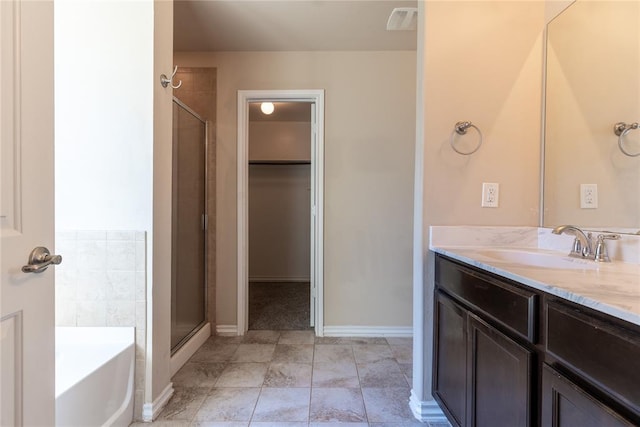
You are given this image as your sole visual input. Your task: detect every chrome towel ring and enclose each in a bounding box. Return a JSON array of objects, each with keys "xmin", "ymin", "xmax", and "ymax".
[
  {"xmin": 613, "ymin": 122, "xmax": 640, "ymax": 157},
  {"xmin": 450, "ymin": 121, "xmax": 483, "ymax": 155}
]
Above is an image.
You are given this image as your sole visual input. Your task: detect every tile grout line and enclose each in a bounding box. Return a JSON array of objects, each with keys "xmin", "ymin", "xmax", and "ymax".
[
  {"xmin": 307, "ymin": 337, "xmax": 316, "ymax": 424},
  {"xmin": 187, "ymin": 382, "xmax": 212, "ymax": 425},
  {"xmin": 249, "ymin": 330, "xmax": 280, "ymax": 424},
  {"xmin": 351, "ymin": 343, "xmax": 371, "ymax": 425}
]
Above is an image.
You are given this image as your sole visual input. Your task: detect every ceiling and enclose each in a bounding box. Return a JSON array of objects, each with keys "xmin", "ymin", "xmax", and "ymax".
[{"xmin": 173, "ymin": 0, "xmax": 418, "ymax": 52}]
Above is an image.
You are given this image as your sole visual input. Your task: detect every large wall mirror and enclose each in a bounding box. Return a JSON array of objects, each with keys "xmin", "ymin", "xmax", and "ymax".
[{"xmin": 543, "ymin": 0, "xmax": 640, "ymax": 233}]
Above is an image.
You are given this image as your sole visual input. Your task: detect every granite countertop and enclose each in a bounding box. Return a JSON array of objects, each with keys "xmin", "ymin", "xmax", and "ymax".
[{"xmin": 430, "ymin": 245, "xmax": 640, "ymax": 328}]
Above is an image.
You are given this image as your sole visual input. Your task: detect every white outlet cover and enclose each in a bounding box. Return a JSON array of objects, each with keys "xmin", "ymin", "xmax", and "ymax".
[
  {"xmin": 580, "ymin": 184, "xmax": 598, "ymax": 209},
  {"xmin": 482, "ymin": 182, "xmax": 499, "ymax": 208}
]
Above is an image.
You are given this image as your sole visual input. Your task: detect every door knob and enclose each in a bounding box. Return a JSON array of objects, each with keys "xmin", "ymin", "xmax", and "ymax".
[{"xmin": 21, "ymin": 246, "xmax": 62, "ymax": 274}]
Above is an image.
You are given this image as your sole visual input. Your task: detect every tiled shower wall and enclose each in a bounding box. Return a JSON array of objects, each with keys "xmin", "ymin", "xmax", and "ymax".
[{"xmin": 55, "ymin": 230, "xmax": 147, "ymax": 420}]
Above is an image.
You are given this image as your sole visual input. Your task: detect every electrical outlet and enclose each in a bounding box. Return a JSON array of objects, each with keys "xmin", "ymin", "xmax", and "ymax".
[
  {"xmin": 482, "ymin": 183, "xmax": 499, "ymax": 208},
  {"xmin": 580, "ymin": 184, "xmax": 598, "ymax": 209}
]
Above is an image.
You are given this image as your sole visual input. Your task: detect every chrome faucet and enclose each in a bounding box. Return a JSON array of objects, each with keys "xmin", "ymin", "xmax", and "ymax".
[
  {"xmin": 593, "ymin": 233, "xmax": 621, "ymax": 262},
  {"xmin": 551, "ymin": 225, "xmax": 593, "ymax": 258}
]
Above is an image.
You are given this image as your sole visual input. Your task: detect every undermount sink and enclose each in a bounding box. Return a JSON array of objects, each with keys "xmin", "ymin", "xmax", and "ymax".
[{"xmin": 474, "ymin": 248, "xmax": 598, "ymax": 270}]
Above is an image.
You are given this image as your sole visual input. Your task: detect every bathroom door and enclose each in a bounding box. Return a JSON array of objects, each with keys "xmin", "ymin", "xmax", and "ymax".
[{"xmin": 1, "ymin": 1, "xmax": 56, "ymax": 425}]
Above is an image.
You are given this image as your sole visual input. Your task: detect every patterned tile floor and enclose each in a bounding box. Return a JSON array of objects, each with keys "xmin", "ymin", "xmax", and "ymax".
[{"xmin": 131, "ymin": 330, "xmax": 450, "ymax": 426}]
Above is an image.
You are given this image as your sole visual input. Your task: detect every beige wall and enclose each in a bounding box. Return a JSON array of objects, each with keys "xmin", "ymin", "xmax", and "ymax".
[
  {"xmin": 422, "ymin": 1, "xmax": 545, "ymax": 227},
  {"xmin": 249, "ymin": 121, "xmax": 311, "ymax": 161},
  {"xmin": 175, "ymin": 51, "xmax": 417, "ymax": 328},
  {"xmin": 249, "ymin": 164, "xmax": 311, "ymax": 281}
]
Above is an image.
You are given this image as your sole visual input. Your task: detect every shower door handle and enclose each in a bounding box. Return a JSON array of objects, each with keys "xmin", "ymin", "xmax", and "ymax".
[
  {"xmin": 202, "ymin": 213, "xmax": 208, "ymax": 231},
  {"xmin": 22, "ymin": 246, "xmax": 62, "ymax": 273}
]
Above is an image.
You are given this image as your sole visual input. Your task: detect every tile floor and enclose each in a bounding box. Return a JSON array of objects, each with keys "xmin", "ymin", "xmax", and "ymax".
[{"xmin": 131, "ymin": 330, "xmax": 450, "ymax": 426}]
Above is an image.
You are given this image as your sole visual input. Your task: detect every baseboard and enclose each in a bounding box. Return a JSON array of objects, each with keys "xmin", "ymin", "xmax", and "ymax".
[
  {"xmin": 249, "ymin": 277, "xmax": 310, "ymax": 283},
  {"xmin": 409, "ymin": 390, "xmax": 449, "ymax": 424},
  {"xmin": 142, "ymin": 383, "xmax": 174, "ymax": 422},
  {"xmin": 170, "ymin": 323, "xmax": 211, "ymax": 377},
  {"xmin": 216, "ymin": 324, "xmax": 239, "ymax": 336},
  {"xmin": 322, "ymin": 326, "xmax": 412, "ymax": 337}
]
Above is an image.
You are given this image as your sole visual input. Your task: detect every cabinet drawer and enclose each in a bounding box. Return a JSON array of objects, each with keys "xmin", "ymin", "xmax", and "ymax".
[
  {"xmin": 435, "ymin": 255, "xmax": 537, "ymax": 342},
  {"xmin": 546, "ymin": 300, "xmax": 640, "ymax": 417}
]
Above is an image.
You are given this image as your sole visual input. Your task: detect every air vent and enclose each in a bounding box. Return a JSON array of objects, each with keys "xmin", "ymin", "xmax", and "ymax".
[{"xmin": 386, "ymin": 7, "xmax": 417, "ymax": 31}]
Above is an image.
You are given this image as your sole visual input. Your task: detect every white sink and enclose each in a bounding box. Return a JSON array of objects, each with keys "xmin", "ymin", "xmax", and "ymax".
[{"xmin": 474, "ymin": 249, "xmax": 598, "ymax": 270}]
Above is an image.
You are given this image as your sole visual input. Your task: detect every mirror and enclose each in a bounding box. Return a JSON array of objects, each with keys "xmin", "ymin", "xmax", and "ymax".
[{"xmin": 543, "ymin": 0, "xmax": 640, "ymax": 233}]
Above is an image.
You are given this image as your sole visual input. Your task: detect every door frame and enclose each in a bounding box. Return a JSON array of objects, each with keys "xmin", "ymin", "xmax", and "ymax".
[{"xmin": 237, "ymin": 89, "xmax": 325, "ymax": 336}]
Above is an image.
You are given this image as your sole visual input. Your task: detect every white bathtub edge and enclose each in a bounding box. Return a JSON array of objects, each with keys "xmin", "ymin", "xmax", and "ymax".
[
  {"xmin": 101, "ymin": 343, "xmax": 135, "ymax": 427},
  {"xmin": 55, "ymin": 327, "xmax": 135, "ymax": 427},
  {"xmin": 142, "ymin": 382, "xmax": 174, "ymax": 422},
  {"xmin": 170, "ymin": 322, "xmax": 211, "ymax": 377}
]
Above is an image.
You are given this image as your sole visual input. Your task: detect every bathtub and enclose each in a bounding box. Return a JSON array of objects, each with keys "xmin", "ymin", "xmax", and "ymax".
[{"xmin": 55, "ymin": 327, "xmax": 135, "ymax": 427}]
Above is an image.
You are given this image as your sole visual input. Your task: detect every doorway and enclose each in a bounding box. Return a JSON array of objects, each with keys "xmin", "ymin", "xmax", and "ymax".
[
  {"xmin": 248, "ymin": 101, "xmax": 312, "ymax": 330},
  {"xmin": 237, "ymin": 90, "xmax": 325, "ymax": 336}
]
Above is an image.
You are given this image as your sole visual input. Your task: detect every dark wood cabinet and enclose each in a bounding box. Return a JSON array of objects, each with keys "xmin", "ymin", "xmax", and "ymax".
[
  {"xmin": 541, "ymin": 365, "xmax": 635, "ymax": 427},
  {"xmin": 433, "ymin": 292, "xmax": 467, "ymax": 427},
  {"xmin": 433, "ymin": 254, "xmax": 640, "ymax": 427},
  {"xmin": 546, "ymin": 300, "xmax": 640, "ymax": 416},
  {"xmin": 433, "ymin": 291, "xmax": 533, "ymax": 427},
  {"xmin": 468, "ymin": 314, "xmax": 533, "ymax": 427}
]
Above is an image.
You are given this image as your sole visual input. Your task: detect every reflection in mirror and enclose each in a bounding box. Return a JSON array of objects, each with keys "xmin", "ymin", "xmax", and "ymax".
[{"xmin": 543, "ymin": 0, "xmax": 640, "ymax": 233}]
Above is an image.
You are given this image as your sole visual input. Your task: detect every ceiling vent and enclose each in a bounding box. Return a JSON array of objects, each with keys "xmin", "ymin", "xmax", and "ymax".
[{"xmin": 386, "ymin": 7, "xmax": 417, "ymax": 31}]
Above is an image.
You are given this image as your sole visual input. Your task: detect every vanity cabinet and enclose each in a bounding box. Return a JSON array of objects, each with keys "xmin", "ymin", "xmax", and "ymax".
[
  {"xmin": 468, "ymin": 313, "xmax": 533, "ymax": 427},
  {"xmin": 541, "ymin": 365, "xmax": 634, "ymax": 427},
  {"xmin": 434, "ymin": 292, "xmax": 467, "ymax": 426},
  {"xmin": 433, "ymin": 257, "xmax": 535, "ymax": 427},
  {"xmin": 433, "ymin": 254, "xmax": 640, "ymax": 427}
]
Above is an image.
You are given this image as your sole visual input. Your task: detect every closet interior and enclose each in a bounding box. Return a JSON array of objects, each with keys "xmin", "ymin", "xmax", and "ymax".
[{"xmin": 248, "ymin": 101, "xmax": 313, "ymax": 330}]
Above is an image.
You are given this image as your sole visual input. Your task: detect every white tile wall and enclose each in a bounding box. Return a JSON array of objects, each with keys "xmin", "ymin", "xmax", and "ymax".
[{"xmin": 55, "ymin": 230, "xmax": 147, "ymax": 420}]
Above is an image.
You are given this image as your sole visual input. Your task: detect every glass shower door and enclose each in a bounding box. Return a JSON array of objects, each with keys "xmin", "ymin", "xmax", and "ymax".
[{"xmin": 171, "ymin": 99, "xmax": 207, "ymax": 351}]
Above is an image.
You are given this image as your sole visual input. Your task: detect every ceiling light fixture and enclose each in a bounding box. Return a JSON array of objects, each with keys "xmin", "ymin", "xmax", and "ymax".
[{"xmin": 261, "ymin": 102, "xmax": 274, "ymax": 115}]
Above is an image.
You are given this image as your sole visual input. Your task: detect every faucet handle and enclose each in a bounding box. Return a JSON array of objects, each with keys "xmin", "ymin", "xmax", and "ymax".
[
  {"xmin": 594, "ymin": 234, "xmax": 621, "ymax": 262},
  {"xmin": 569, "ymin": 232, "xmax": 593, "ymax": 258},
  {"xmin": 569, "ymin": 236, "xmax": 584, "ymax": 257}
]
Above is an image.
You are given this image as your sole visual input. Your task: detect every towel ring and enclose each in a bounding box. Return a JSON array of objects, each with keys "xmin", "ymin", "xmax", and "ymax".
[
  {"xmin": 613, "ymin": 122, "xmax": 640, "ymax": 157},
  {"xmin": 450, "ymin": 121, "xmax": 483, "ymax": 155}
]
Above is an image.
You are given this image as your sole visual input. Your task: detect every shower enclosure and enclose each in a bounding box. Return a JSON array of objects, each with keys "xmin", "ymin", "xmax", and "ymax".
[{"xmin": 171, "ymin": 98, "xmax": 207, "ymax": 351}]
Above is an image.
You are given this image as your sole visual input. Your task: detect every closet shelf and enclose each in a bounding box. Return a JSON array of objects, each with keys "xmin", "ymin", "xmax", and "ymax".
[{"xmin": 249, "ymin": 160, "xmax": 311, "ymax": 165}]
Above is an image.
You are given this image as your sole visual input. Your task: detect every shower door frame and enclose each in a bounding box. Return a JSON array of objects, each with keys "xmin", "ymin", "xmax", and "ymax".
[
  {"xmin": 170, "ymin": 97, "xmax": 208, "ymax": 353},
  {"xmin": 237, "ymin": 89, "xmax": 325, "ymax": 336}
]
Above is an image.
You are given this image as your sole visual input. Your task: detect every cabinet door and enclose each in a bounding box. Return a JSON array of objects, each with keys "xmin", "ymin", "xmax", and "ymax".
[
  {"xmin": 541, "ymin": 365, "xmax": 634, "ymax": 427},
  {"xmin": 434, "ymin": 291, "xmax": 467, "ymax": 427},
  {"xmin": 468, "ymin": 314, "xmax": 533, "ymax": 427}
]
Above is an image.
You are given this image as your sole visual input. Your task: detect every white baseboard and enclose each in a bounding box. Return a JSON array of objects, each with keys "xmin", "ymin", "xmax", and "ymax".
[
  {"xmin": 142, "ymin": 383, "xmax": 174, "ymax": 422},
  {"xmin": 170, "ymin": 323, "xmax": 211, "ymax": 377},
  {"xmin": 322, "ymin": 326, "xmax": 412, "ymax": 337},
  {"xmin": 409, "ymin": 390, "xmax": 449, "ymax": 424},
  {"xmin": 249, "ymin": 277, "xmax": 310, "ymax": 283},
  {"xmin": 216, "ymin": 324, "xmax": 239, "ymax": 336}
]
